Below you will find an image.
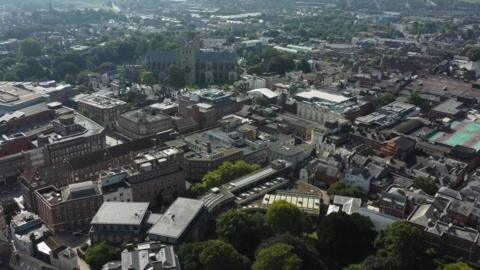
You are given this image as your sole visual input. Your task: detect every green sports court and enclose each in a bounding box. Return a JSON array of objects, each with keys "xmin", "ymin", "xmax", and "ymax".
[{"xmin": 427, "ymin": 120, "xmax": 480, "ymax": 151}]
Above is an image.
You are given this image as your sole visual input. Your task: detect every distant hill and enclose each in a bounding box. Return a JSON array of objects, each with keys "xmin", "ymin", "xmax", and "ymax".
[{"xmin": 2, "ymin": 0, "xmax": 108, "ymax": 10}]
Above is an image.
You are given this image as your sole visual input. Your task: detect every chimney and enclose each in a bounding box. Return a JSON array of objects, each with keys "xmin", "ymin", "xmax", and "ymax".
[{"xmin": 206, "ymin": 142, "xmax": 211, "ymax": 154}]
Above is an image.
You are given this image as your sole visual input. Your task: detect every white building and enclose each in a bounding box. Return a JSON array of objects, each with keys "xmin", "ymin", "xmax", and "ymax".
[
  {"xmin": 248, "ymin": 88, "xmax": 278, "ymax": 101},
  {"xmin": 295, "ymin": 89, "xmax": 358, "ymax": 125},
  {"xmin": 344, "ymin": 168, "xmax": 372, "ymax": 193},
  {"xmin": 99, "ymin": 169, "xmax": 133, "ymax": 203},
  {"xmin": 240, "ymin": 75, "xmax": 266, "ymax": 90},
  {"xmin": 10, "ymin": 211, "xmax": 49, "ymax": 255}
]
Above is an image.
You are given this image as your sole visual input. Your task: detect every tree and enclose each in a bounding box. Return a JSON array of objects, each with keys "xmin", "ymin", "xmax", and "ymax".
[
  {"xmin": 373, "ymin": 221, "xmax": 428, "ymax": 270},
  {"xmin": 19, "ymin": 39, "xmax": 42, "ymax": 58},
  {"xmin": 188, "ymin": 161, "xmax": 260, "ymax": 197},
  {"xmin": 1, "ymin": 199, "xmax": 20, "ymax": 224},
  {"xmin": 216, "ymin": 210, "xmax": 266, "ymax": 255},
  {"xmin": 377, "ymin": 93, "xmax": 395, "ymax": 106},
  {"xmin": 328, "ymin": 182, "xmax": 367, "ymax": 201},
  {"xmin": 408, "ymin": 91, "xmax": 426, "ymax": 108},
  {"xmin": 85, "ymin": 242, "xmax": 121, "ymax": 270},
  {"xmin": 443, "ymin": 262, "xmax": 474, "ymax": 270},
  {"xmin": 467, "ymin": 46, "xmax": 480, "ymax": 62},
  {"xmin": 257, "ymin": 233, "xmax": 325, "ymax": 270},
  {"xmin": 140, "ymin": 70, "xmax": 157, "ymax": 85},
  {"xmin": 99, "ymin": 62, "xmax": 116, "ymax": 73},
  {"xmin": 3, "ymin": 71, "xmax": 18, "ymax": 81},
  {"xmin": 252, "ymin": 244, "xmax": 303, "ymax": 270},
  {"xmin": 343, "ymin": 264, "xmax": 364, "ymax": 270},
  {"xmin": 413, "ymin": 176, "xmax": 438, "ymax": 196},
  {"xmin": 54, "ymin": 62, "xmax": 80, "ymax": 81},
  {"xmin": 362, "ymin": 255, "xmax": 390, "ymax": 270},
  {"xmin": 317, "ymin": 212, "xmax": 376, "ymax": 268},
  {"xmin": 167, "ymin": 66, "xmax": 186, "ymax": 88},
  {"xmin": 178, "ymin": 240, "xmax": 250, "ymax": 270},
  {"xmin": 247, "ymin": 63, "xmax": 266, "ymax": 75},
  {"xmin": 266, "ymin": 200, "xmax": 308, "ymax": 235},
  {"xmin": 267, "ymin": 55, "xmax": 295, "ymax": 74},
  {"xmin": 297, "ymin": 59, "xmax": 311, "ymax": 73}
]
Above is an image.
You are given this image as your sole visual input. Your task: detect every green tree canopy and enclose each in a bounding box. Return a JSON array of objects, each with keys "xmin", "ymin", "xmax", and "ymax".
[
  {"xmin": 99, "ymin": 62, "xmax": 116, "ymax": 73},
  {"xmin": 1, "ymin": 199, "xmax": 20, "ymax": 224},
  {"xmin": 85, "ymin": 242, "xmax": 121, "ymax": 270},
  {"xmin": 443, "ymin": 262, "xmax": 474, "ymax": 270},
  {"xmin": 317, "ymin": 212, "xmax": 376, "ymax": 268},
  {"xmin": 252, "ymin": 244, "xmax": 303, "ymax": 270},
  {"xmin": 377, "ymin": 93, "xmax": 396, "ymax": 106},
  {"xmin": 189, "ymin": 161, "xmax": 260, "ymax": 196},
  {"xmin": 256, "ymin": 233, "xmax": 325, "ymax": 270},
  {"xmin": 413, "ymin": 176, "xmax": 438, "ymax": 196},
  {"xmin": 467, "ymin": 46, "xmax": 480, "ymax": 62},
  {"xmin": 167, "ymin": 66, "xmax": 186, "ymax": 88},
  {"xmin": 54, "ymin": 62, "xmax": 80, "ymax": 81},
  {"xmin": 178, "ymin": 240, "xmax": 250, "ymax": 270},
  {"xmin": 266, "ymin": 200, "xmax": 308, "ymax": 235},
  {"xmin": 373, "ymin": 221, "xmax": 429, "ymax": 270},
  {"xmin": 328, "ymin": 181, "xmax": 367, "ymax": 201},
  {"xmin": 19, "ymin": 39, "xmax": 42, "ymax": 58},
  {"xmin": 408, "ymin": 91, "xmax": 426, "ymax": 108},
  {"xmin": 297, "ymin": 59, "xmax": 311, "ymax": 73},
  {"xmin": 343, "ymin": 264, "xmax": 364, "ymax": 270},
  {"xmin": 267, "ymin": 55, "xmax": 295, "ymax": 74},
  {"xmin": 140, "ymin": 70, "xmax": 157, "ymax": 85},
  {"xmin": 216, "ymin": 210, "xmax": 267, "ymax": 255}
]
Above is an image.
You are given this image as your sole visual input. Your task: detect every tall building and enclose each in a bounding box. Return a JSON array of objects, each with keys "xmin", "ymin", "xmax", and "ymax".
[
  {"xmin": 177, "ymin": 89, "xmax": 244, "ymax": 129},
  {"xmin": 116, "ymin": 108, "xmax": 173, "ymax": 140},
  {"xmin": 78, "ymin": 94, "xmax": 127, "ymax": 129},
  {"xmin": 99, "ymin": 147, "xmax": 186, "ymax": 205},
  {"xmin": 145, "ymin": 41, "xmax": 238, "ymax": 85},
  {"xmin": 0, "ymin": 102, "xmax": 106, "ymax": 183},
  {"xmin": 34, "ymin": 181, "xmax": 103, "ymax": 232}
]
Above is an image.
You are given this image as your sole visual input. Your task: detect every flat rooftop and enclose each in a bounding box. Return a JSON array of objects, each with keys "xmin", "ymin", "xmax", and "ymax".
[
  {"xmin": 91, "ymin": 202, "xmax": 150, "ymax": 225},
  {"xmin": 79, "ymin": 95, "xmax": 126, "ymax": 109},
  {"xmin": 295, "ymin": 89, "xmax": 351, "ymax": 104},
  {"xmin": 148, "ymin": 198, "xmax": 204, "ymax": 240},
  {"xmin": 121, "ymin": 109, "xmax": 171, "ymax": 123},
  {"xmin": 407, "ymin": 76, "xmax": 476, "ymax": 98},
  {"xmin": 0, "ymin": 82, "xmax": 45, "ymax": 106},
  {"xmin": 431, "ymin": 99, "xmax": 464, "ymax": 115},
  {"xmin": 381, "ymin": 101, "xmax": 416, "ymax": 114}
]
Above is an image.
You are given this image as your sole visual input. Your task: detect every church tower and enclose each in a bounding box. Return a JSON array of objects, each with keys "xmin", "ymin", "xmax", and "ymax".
[{"xmin": 180, "ymin": 40, "xmax": 200, "ymax": 85}]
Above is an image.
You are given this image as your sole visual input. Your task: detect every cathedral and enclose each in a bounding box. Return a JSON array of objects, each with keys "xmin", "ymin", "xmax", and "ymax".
[{"xmin": 144, "ymin": 40, "xmax": 238, "ymax": 85}]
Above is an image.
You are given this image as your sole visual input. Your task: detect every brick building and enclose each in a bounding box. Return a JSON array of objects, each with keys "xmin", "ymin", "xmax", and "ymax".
[{"xmin": 34, "ymin": 181, "xmax": 103, "ymax": 232}]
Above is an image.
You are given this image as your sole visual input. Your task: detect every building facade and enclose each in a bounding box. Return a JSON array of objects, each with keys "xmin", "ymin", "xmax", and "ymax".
[
  {"xmin": 117, "ymin": 108, "xmax": 173, "ymax": 140},
  {"xmin": 145, "ymin": 41, "xmax": 238, "ymax": 85},
  {"xmin": 34, "ymin": 181, "xmax": 104, "ymax": 232},
  {"xmin": 90, "ymin": 202, "xmax": 150, "ymax": 245},
  {"xmin": 78, "ymin": 95, "xmax": 127, "ymax": 129}
]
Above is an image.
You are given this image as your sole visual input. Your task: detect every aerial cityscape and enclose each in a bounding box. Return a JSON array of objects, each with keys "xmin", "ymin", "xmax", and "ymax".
[{"xmin": 1, "ymin": 0, "xmax": 480, "ymax": 269}]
